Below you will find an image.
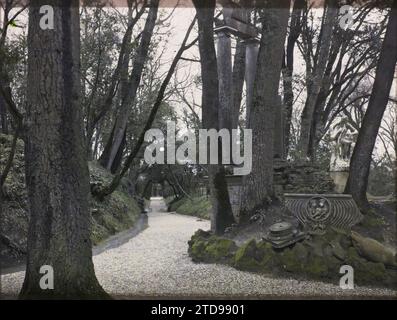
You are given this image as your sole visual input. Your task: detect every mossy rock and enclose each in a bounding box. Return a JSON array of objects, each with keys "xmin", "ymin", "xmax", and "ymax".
[
  {"xmin": 188, "ymin": 231, "xmax": 236, "ymax": 263},
  {"xmin": 360, "ymin": 213, "xmax": 385, "ymax": 228},
  {"xmin": 187, "ymin": 227, "xmax": 396, "ymax": 288},
  {"xmin": 351, "ymin": 231, "xmax": 396, "ymax": 267},
  {"xmin": 276, "ymin": 243, "xmax": 313, "ymax": 274},
  {"xmin": 189, "ymin": 229, "xmax": 211, "ymax": 243},
  {"xmin": 190, "ymin": 240, "xmax": 208, "ymax": 262},
  {"xmin": 304, "ymin": 238, "xmax": 327, "ymax": 258},
  {"xmin": 234, "ymin": 239, "xmax": 263, "ymax": 271},
  {"xmin": 345, "ymin": 247, "xmax": 389, "ymax": 285},
  {"xmin": 256, "ymin": 241, "xmax": 277, "ymax": 269},
  {"xmin": 303, "ymin": 255, "xmax": 329, "ymax": 278},
  {"xmin": 278, "ymin": 248, "xmax": 302, "ymax": 273},
  {"xmin": 204, "ymin": 238, "xmax": 237, "ymax": 262},
  {"xmin": 330, "ymin": 240, "xmax": 347, "ymax": 261}
]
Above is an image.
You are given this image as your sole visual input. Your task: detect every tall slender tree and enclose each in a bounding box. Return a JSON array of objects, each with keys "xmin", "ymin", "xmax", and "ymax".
[
  {"xmin": 282, "ymin": 0, "xmax": 305, "ymax": 155},
  {"xmin": 100, "ymin": 0, "xmax": 159, "ymax": 172},
  {"xmin": 345, "ymin": 1, "xmax": 397, "ymax": 213},
  {"xmin": 298, "ymin": 0, "xmax": 338, "ymax": 159},
  {"xmin": 20, "ymin": 0, "xmax": 108, "ymax": 299}
]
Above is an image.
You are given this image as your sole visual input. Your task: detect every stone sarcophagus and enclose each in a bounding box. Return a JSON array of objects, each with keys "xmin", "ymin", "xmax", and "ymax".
[{"xmin": 284, "ymin": 193, "xmax": 363, "ymax": 235}]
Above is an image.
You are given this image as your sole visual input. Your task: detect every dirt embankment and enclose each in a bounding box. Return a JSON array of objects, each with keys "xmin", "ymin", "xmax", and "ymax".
[{"xmin": 0, "ymin": 134, "xmax": 142, "ymax": 269}]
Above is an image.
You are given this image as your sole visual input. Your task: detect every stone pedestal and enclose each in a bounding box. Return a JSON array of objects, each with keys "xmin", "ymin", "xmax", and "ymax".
[
  {"xmin": 224, "ymin": 174, "xmax": 243, "ymax": 222},
  {"xmin": 330, "ymin": 171, "xmax": 349, "ymax": 194}
]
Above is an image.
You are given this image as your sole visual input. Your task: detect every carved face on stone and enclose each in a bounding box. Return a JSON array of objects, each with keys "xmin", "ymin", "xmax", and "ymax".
[{"xmin": 307, "ymin": 196, "xmax": 331, "ymax": 222}]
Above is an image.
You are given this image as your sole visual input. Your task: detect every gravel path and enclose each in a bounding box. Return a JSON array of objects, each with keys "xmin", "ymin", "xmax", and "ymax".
[{"xmin": 1, "ymin": 198, "xmax": 396, "ymax": 299}]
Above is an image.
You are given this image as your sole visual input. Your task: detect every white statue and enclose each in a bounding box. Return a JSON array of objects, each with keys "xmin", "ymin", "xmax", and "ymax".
[{"xmin": 330, "ymin": 118, "xmax": 358, "ymax": 172}]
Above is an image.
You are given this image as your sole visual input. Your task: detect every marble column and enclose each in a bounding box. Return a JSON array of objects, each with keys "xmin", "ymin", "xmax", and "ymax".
[
  {"xmin": 244, "ymin": 39, "xmax": 259, "ymax": 127},
  {"xmin": 216, "ymin": 30, "xmax": 233, "ymax": 131}
]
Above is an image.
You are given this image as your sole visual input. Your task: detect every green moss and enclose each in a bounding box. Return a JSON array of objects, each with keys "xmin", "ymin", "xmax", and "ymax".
[
  {"xmin": 205, "ymin": 238, "xmax": 236, "ymax": 261},
  {"xmin": 87, "ymin": 162, "xmax": 142, "ymax": 245},
  {"xmin": 188, "ymin": 231, "xmax": 236, "ymax": 263},
  {"xmin": 90, "ymin": 188, "xmax": 140, "ymax": 245},
  {"xmin": 256, "ymin": 241, "xmax": 277, "ymax": 271},
  {"xmin": 187, "ymin": 221, "xmax": 396, "ymax": 288},
  {"xmin": 168, "ymin": 197, "xmax": 187, "ymax": 212},
  {"xmin": 303, "ymin": 256, "xmax": 329, "ymax": 278},
  {"xmin": 345, "ymin": 247, "xmax": 388, "ymax": 285},
  {"xmin": 190, "ymin": 240, "xmax": 207, "ymax": 262},
  {"xmin": 189, "ymin": 229, "xmax": 211, "ymax": 243},
  {"xmin": 360, "ymin": 214, "xmax": 385, "ymax": 228},
  {"xmin": 234, "ymin": 239, "xmax": 262, "ymax": 270},
  {"xmin": 168, "ymin": 196, "xmax": 211, "ymax": 219}
]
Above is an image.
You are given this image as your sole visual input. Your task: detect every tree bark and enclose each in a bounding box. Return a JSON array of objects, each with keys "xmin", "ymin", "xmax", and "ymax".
[
  {"xmin": 240, "ymin": 0, "xmax": 290, "ymax": 221},
  {"xmin": 20, "ymin": 0, "xmax": 108, "ymax": 299},
  {"xmin": 345, "ymin": 1, "xmax": 397, "ymax": 213},
  {"xmin": 0, "ymin": 93, "xmax": 8, "ymax": 134},
  {"xmin": 100, "ymin": 1, "xmax": 158, "ymax": 172},
  {"xmin": 298, "ymin": 0, "xmax": 338, "ymax": 159},
  {"xmin": 282, "ymin": 0, "xmax": 305, "ymax": 156},
  {"xmin": 193, "ymin": 0, "xmax": 234, "ymax": 234}
]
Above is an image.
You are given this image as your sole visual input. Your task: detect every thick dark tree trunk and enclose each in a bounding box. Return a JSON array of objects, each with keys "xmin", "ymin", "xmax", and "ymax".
[
  {"xmin": 345, "ymin": 2, "xmax": 397, "ymax": 213},
  {"xmin": 239, "ymin": 0, "xmax": 290, "ymax": 221},
  {"xmin": 193, "ymin": 0, "xmax": 234, "ymax": 234},
  {"xmin": 20, "ymin": 0, "xmax": 108, "ymax": 299}
]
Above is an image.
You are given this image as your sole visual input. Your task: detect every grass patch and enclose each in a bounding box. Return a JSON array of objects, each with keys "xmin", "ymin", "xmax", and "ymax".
[{"xmin": 167, "ymin": 196, "xmax": 211, "ymax": 220}]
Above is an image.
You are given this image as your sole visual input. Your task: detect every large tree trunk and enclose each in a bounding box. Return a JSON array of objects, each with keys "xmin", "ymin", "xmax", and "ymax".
[
  {"xmin": 239, "ymin": 0, "xmax": 290, "ymax": 221},
  {"xmin": 100, "ymin": 1, "xmax": 158, "ymax": 172},
  {"xmin": 193, "ymin": 0, "xmax": 234, "ymax": 234},
  {"xmin": 20, "ymin": 0, "xmax": 108, "ymax": 299},
  {"xmin": 298, "ymin": 0, "xmax": 338, "ymax": 159},
  {"xmin": 345, "ymin": 1, "xmax": 397, "ymax": 213}
]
